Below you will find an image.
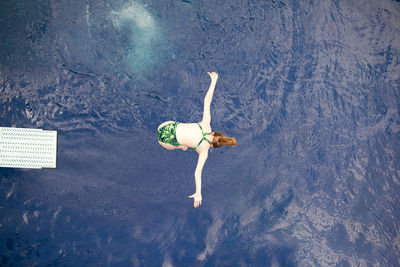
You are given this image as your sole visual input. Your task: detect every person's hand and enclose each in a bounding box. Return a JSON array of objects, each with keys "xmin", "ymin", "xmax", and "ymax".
[
  {"xmin": 181, "ymin": 146, "xmax": 187, "ymax": 151},
  {"xmin": 188, "ymin": 192, "xmax": 202, "ymax": 208},
  {"xmin": 207, "ymin": 72, "xmax": 218, "ymax": 82}
]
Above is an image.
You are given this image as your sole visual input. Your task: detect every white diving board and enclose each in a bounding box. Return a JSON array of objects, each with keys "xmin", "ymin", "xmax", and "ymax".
[{"xmin": 0, "ymin": 127, "xmax": 58, "ymax": 169}]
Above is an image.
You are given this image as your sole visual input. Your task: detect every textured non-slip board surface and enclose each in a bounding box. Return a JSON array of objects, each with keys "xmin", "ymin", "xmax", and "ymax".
[{"xmin": 0, "ymin": 127, "xmax": 57, "ymax": 169}]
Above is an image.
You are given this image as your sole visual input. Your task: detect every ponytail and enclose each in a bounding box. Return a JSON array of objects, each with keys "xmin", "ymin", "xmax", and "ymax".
[{"xmin": 211, "ymin": 131, "xmax": 237, "ymax": 148}]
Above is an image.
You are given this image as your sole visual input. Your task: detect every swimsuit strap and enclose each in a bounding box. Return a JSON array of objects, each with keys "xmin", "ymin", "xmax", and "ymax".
[{"xmin": 191, "ymin": 123, "xmax": 212, "ymax": 149}]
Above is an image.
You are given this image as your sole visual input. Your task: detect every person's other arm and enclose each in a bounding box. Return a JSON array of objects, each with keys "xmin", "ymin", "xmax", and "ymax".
[
  {"xmin": 189, "ymin": 151, "xmax": 208, "ymax": 208},
  {"xmin": 201, "ymin": 72, "xmax": 218, "ymax": 124}
]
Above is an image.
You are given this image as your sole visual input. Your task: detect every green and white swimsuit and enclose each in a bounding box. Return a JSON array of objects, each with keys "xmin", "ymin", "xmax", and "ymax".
[{"xmin": 158, "ymin": 122, "xmax": 211, "ymax": 149}]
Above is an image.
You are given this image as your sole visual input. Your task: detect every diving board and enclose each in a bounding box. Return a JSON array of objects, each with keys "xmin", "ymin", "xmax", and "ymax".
[{"xmin": 0, "ymin": 127, "xmax": 58, "ymax": 169}]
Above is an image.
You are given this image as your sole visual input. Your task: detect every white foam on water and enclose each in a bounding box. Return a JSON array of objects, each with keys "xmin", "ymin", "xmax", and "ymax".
[
  {"xmin": 119, "ymin": 3, "xmax": 155, "ymax": 30},
  {"xmin": 23, "ymin": 211, "xmax": 29, "ymax": 224},
  {"xmin": 86, "ymin": 3, "xmax": 92, "ymax": 37},
  {"xmin": 112, "ymin": 1, "xmax": 161, "ymax": 73},
  {"xmin": 197, "ymin": 216, "xmax": 223, "ymax": 261},
  {"xmin": 6, "ymin": 182, "xmax": 15, "ymax": 199}
]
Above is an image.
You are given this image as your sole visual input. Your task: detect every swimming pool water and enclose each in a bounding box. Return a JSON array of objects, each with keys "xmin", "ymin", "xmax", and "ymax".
[{"xmin": 1, "ymin": 0, "xmax": 400, "ymax": 265}]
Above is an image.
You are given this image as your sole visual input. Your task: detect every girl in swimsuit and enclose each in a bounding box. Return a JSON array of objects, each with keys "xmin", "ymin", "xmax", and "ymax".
[{"xmin": 157, "ymin": 72, "xmax": 237, "ymax": 208}]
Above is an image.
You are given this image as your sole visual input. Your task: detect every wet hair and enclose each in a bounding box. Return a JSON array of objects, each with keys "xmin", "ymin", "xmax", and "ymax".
[{"xmin": 211, "ymin": 131, "xmax": 237, "ymax": 148}]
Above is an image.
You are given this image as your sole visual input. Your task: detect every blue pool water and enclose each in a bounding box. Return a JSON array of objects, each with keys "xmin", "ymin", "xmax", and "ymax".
[{"xmin": 1, "ymin": 0, "xmax": 400, "ymax": 265}]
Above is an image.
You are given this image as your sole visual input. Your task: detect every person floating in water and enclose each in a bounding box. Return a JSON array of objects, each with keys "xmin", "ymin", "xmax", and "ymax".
[{"xmin": 158, "ymin": 72, "xmax": 237, "ymax": 208}]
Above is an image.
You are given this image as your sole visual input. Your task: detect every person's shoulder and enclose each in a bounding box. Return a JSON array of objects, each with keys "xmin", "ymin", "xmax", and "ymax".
[
  {"xmin": 195, "ymin": 146, "xmax": 210, "ymax": 155},
  {"xmin": 198, "ymin": 121, "xmax": 212, "ymax": 132}
]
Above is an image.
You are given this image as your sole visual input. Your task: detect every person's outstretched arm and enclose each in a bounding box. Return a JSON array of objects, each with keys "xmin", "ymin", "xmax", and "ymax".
[
  {"xmin": 201, "ymin": 72, "xmax": 218, "ymax": 125},
  {"xmin": 189, "ymin": 151, "xmax": 208, "ymax": 208}
]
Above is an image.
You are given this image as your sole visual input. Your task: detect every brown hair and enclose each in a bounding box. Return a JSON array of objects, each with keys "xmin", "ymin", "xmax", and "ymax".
[{"xmin": 211, "ymin": 131, "xmax": 237, "ymax": 148}]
